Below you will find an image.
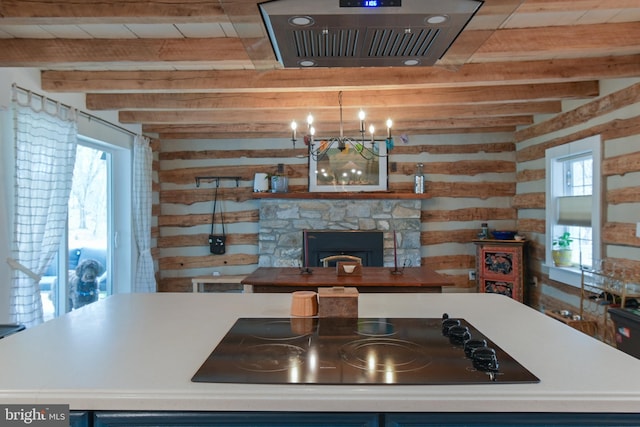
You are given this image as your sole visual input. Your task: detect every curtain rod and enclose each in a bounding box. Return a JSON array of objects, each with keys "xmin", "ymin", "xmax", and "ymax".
[{"xmin": 12, "ymin": 83, "xmax": 140, "ymax": 138}]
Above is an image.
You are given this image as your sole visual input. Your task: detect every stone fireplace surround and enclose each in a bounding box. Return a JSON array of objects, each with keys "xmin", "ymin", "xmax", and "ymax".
[{"xmin": 258, "ymin": 199, "xmax": 422, "ymax": 268}]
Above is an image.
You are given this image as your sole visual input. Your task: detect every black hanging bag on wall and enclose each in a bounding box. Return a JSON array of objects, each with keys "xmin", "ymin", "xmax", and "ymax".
[{"xmin": 208, "ymin": 184, "xmax": 226, "ymax": 255}]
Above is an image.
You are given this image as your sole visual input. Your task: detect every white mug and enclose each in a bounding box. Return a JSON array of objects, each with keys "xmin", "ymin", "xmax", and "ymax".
[{"xmin": 253, "ymin": 173, "xmax": 269, "ymax": 192}]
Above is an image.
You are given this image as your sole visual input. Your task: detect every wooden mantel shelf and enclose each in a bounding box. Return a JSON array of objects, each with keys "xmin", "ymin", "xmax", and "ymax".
[{"xmin": 252, "ymin": 192, "xmax": 430, "ymax": 200}]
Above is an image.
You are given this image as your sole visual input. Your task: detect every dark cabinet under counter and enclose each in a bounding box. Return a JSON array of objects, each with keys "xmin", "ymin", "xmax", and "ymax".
[{"xmin": 87, "ymin": 411, "xmax": 640, "ymax": 426}]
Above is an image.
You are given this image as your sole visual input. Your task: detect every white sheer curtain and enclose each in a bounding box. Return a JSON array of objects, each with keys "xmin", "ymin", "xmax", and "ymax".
[
  {"xmin": 7, "ymin": 87, "xmax": 78, "ymax": 327},
  {"xmin": 132, "ymin": 135, "xmax": 156, "ymax": 292}
]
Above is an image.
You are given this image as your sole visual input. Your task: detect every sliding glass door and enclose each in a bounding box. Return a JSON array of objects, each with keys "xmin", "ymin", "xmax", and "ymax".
[{"xmin": 41, "ymin": 137, "xmax": 116, "ymax": 320}]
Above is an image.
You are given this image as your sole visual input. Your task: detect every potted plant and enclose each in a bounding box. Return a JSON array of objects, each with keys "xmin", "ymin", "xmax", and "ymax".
[{"xmin": 552, "ymin": 231, "xmax": 573, "ymax": 267}]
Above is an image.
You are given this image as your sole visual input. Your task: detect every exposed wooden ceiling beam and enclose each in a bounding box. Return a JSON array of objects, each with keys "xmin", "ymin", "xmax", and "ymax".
[
  {"xmin": 41, "ymin": 55, "xmax": 640, "ymax": 93},
  {"xmin": 144, "ymin": 124, "xmax": 519, "ymax": 139},
  {"xmin": 108, "ymin": 102, "xmax": 558, "ymax": 128},
  {"xmin": 112, "ymin": 105, "xmax": 553, "ymax": 127},
  {"xmin": 2, "ymin": 0, "xmax": 636, "ymax": 22},
  {"xmin": 0, "ymin": 38, "xmax": 249, "ymax": 66},
  {"xmin": 92, "ymin": 101, "xmax": 561, "ymax": 119},
  {"xmin": 138, "ymin": 118, "xmax": 529, "ymax": 136},
  {"xmin": 1, "ymin": 23, "xmax": 635, "ymax": 67},
  {"xmin": 515, "ymin": 0, "xmax": 640, "ymax": 13},
  {"xmin": 0, "ymin": 0, "xmax": 226, "ymax": 23},
  {"xmin": 3, "ymin": 0, "xmax": 639, "ymax": 139},
  {"xmin": 120, "ymin": 108, "xmax": 534, "ymax": 127},
  {"xmin": 85, "ymin": 82, "xmax": 596, "ymax": 110},
  {"xmin": 218, "ymin": 0, "xmax": 274, "ymax": 70},
  {"xmin": 473, "ymin": 22, "xmax": 640, "ymax": 61},
  {"xmin": 148, "ymin": 126, "xmax": 520, "ymax": 140}
]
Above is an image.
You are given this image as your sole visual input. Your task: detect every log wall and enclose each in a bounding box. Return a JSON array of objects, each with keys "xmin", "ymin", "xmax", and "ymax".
[
  {"xmin": 154, "ymin": 133, "xmax": 517, "ymax": 292},
  {"xmin": 152, "ymin": 77, "xmax": 640, "ymax": 311},
  {"xmin": 514, "ymin": 78, "xmax": 640, "ymax": 312}
]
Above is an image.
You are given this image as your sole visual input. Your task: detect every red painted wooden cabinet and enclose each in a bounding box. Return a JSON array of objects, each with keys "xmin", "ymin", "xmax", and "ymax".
[{"xmin": 474, "ymin": 240, "xmax": 526, "ymax": 303}]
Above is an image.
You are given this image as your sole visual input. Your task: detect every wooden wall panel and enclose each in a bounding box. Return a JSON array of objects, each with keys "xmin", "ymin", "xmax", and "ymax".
[
  {"xmin": 422, "ymin": 207, "xmax": 516, "ymax": 223},
  {"xmin": 154, "ymin": 134, "xmax": 517, "ymax": 292},
  {"xmin": 608, "ymin": 187, "xmax": 640, "ymax": 205},
  {"xmin": 158, "ymin": 210, "xmax": 259, "ymax": 227},
  {"xmin": 512, "ymin": 192, "xmax": 545, "ymax": 210},
  {"xmin": 152, "ymin": 78, "xmax": 640, "ymax": 296},
  {"xmin": 515, "ymin": 82, "xmax": 640, "ymax": 143},
  {"xmin": 603, "ymin": 222, "xmax": 640, "ymax": 247},
  {"xmin": 514, "ymin": 78, "xmax": 640, "ymax": 313}
]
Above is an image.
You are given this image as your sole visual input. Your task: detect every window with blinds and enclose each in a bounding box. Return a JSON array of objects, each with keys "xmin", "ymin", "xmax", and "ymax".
[
  {"xmin": 556, "ymin": 153, "xmax": 594, "ymax": 266},
  {"xmin": 545, "ymin": 135, "xmax": 601, "ymax": 283}
]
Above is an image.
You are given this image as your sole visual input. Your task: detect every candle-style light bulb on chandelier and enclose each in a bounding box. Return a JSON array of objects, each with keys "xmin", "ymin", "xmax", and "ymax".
[{"xmin": 290, "ymin": 91, "xmax": 393, "ymax": 161}]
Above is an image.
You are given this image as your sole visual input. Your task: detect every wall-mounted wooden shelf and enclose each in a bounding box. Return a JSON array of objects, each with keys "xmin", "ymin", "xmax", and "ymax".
[
  {"xmin": 251, "ymin": 192, "xmax": 430, "ymax": 200},
  {"xmin": 195, "ymin": 176, "xmax": 240, "ymax": 188}
]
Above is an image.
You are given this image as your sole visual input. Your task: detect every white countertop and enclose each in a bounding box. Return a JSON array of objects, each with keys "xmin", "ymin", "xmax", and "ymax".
[{"xmin": 0, "ymin": 292, "xmax": 639, "ymax": 413}]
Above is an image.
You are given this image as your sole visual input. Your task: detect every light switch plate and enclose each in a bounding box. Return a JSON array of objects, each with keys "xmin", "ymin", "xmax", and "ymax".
[{"xmin": 636, "ymin": 222, "xmax": 640, "ymax": 238}]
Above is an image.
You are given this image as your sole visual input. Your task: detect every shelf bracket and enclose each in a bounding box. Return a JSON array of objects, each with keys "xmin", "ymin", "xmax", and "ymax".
[{"xmin": 195, "ymin": 176, "xmax": 241, "ymax": 188}]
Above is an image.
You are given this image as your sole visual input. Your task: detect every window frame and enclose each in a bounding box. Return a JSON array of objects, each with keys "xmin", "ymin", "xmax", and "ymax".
[
  {"xmin": 545, "ymin": 135, "xmax": 601, "ymax": 287},
  {"xmin": 46, "ymin": 134, "xmax": 133, "ymax": 319},
  {"xmin": 76, "ymin": 135, "xmax": 134, "ymax": 295}
]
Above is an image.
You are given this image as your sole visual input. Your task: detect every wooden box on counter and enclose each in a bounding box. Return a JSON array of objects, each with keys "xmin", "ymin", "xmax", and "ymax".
[
  {"xmin": 318, "ymin": 287, "xmax": 359, "ymax": 317},
  {"xmin": 474, "ymin": 240, "xmax": 526, "ymax": 303}
]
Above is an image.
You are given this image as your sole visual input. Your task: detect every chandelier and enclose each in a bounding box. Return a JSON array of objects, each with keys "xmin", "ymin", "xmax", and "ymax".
[{"xmin": 289, "ymin": 92, "xmax": 393, "ymax": 161}]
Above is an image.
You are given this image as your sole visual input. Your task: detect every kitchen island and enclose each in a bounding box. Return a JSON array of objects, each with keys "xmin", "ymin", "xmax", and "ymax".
[{"xmin": 1, "ymin": 293, "xmax": 639, "ymax": 426}]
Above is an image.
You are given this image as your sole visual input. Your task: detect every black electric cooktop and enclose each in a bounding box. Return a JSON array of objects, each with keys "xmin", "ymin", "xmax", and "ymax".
[{"xmin": 192, "ymin": 316, "xmax": 539, "ymax": 385}]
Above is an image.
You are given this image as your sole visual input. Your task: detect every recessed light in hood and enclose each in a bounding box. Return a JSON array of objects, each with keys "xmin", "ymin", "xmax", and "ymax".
[{"xmin": 258, "ymin": 0, "xmax": 483, "ymax": 68}]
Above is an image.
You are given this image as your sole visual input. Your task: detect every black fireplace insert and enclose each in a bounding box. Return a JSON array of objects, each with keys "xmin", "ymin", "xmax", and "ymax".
[{"xmin": 304, "ymin": 231, "xmax": 384, "ymax": 267}]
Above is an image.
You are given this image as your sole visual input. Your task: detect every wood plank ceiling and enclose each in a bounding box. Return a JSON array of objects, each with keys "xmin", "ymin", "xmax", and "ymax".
[{"xmin": 1, "ymin": 0, "xmax": 639, "ymax": 140}]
